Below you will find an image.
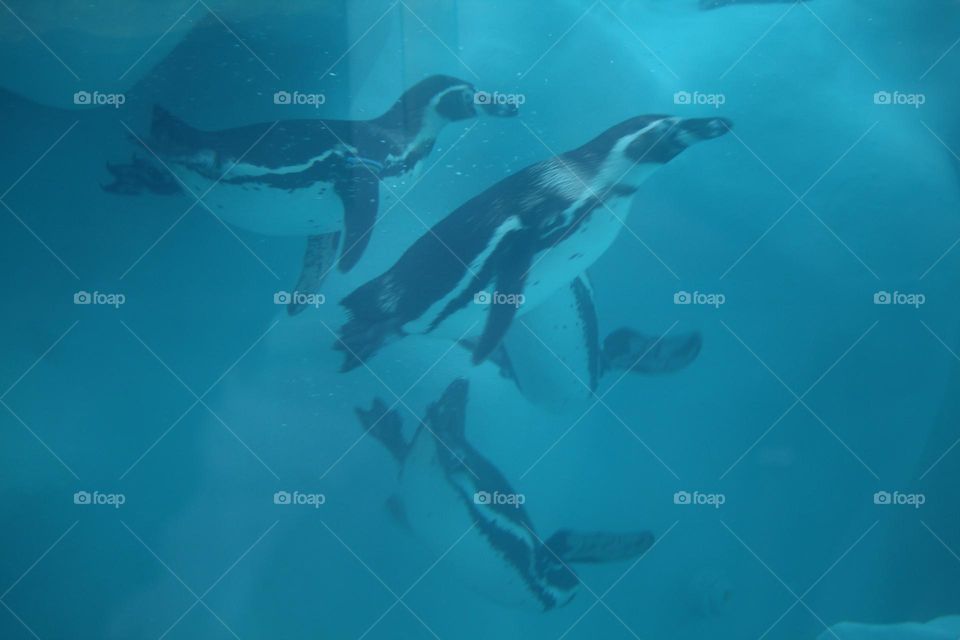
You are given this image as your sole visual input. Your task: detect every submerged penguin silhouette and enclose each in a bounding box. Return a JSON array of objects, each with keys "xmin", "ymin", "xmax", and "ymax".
[
  {"xmin": 336, "ymin": 114, "xmax": 732, "ymax": 371},
  {"xmin": 103, "ymin": 75, "xmax": 518, "ymax": 312},
  {"xmin": 355, "ymin": 378, "xmax": 656, "ymax": 611}
]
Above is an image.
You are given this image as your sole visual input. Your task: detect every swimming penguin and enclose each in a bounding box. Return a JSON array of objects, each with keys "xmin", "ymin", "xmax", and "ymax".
[
  {"xmin": 104, "ymin": 75, "xmax": 518, "ymax": 312},
  {"xmin": 336, "ymin": 114, "xmax": 731, "ymax": 371},
  {"xmin": 355, "ymin": 378, "xmax": 655, "ymax": 611},
  {"xmin": 462, "ymin": 274, "xmax": 702, "ymax": 413}
]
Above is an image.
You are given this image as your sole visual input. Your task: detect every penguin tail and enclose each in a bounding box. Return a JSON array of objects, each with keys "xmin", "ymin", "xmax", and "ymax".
[
  {"xmin": 336, "ymin": 279, "xmax": 405, "ymax": 372},
  {"xmin": 545, "ymin": 529, "xmax": 655, "ymax": 564}
]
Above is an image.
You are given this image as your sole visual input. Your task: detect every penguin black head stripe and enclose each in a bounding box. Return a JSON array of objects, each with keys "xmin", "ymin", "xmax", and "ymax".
[
  {"xmin": 377, "ymin": 74, "xmax": 519, "ymax": 134},
  {"xmin": 569, "ymin": 115, "xmax": 733, "ymax": 168}
]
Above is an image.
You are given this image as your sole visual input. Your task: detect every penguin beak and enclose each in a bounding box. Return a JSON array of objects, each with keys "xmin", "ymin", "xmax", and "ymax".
[{"xmin": 675, "ymin": 117, "xmax": 733, "ymax": 145}]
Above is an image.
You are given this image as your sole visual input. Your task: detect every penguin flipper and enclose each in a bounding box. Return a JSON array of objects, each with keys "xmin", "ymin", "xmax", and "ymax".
[
  {"xmin": 545, "ymin": 529, "xmax": 655, "ymax": 564},
  {"xmin": 354, "ymin": 398, "xmax": 408, "ymax": 463},
  {"xmin": 335, "ymin": 167, "xmax": 380, "ymax": 272},
  {"xmin": 471, "ymin": 232, "xmax": 534, "ymax": 365},
  {"xmin": 602, "ymin": 328, "xmax": 702, "ymax": 375},
  {"xmin": 287, "ymin": 232, "xmax": 340, "ymax": 316}
]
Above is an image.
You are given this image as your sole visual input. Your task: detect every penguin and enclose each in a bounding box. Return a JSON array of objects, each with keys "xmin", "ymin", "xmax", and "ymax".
[
  {"xmin": 464, "ymin": 274, "xmax": 702, "ymax": 413},
  {"xmin": 103, "ymin": 75, "xmax": 518, "ymax": 313},
  {"xmin": 336, "ymin": 114, "xmax": 731, "ymax": 371},
  {"xmin": 354, "ymin": 378, "xmax": 655, "ymax": 611}
]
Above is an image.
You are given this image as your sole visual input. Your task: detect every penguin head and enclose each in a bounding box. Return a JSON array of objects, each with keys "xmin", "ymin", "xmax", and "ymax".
[
  {"xmin": 578, "ymin": 115, "xmax": 732, "ymax": 169},
  {"xmin": 428, "ymin": 77, "xmax": 521, "ymax": 122},
  {"xmin": 622, "ymin": 115, "xmax": 733, "ymax": 164},
  {"xmin": 383, "ymin": 75, "xmax": 519, "ymax": 133}
]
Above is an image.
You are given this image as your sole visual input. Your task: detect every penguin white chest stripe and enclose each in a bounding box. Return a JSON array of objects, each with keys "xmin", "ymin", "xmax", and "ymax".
[
  {"xmin": 222, "ymin": 147, "xmax": 345, "ymax": 178},
  {"xmin": 443, "ymin": 462, "xmax": 573, "ymax": 610},
  {"xmin": 401, "ymin": 215, "xmax": 523, "ymax": 335}
]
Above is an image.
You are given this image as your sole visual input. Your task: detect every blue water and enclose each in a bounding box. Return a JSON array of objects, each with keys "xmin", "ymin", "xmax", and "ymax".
[{"xmin": 1, "ymin": 1, "xmax": 959, "ymax": 638}]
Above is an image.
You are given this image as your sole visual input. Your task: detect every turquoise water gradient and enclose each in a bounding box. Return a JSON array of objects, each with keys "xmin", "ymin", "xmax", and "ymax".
[{"xmin": 1, "ymin": 1, "xmax": 959, "ymax": 638}]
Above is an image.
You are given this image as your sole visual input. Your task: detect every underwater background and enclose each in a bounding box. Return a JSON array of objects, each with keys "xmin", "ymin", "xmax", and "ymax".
[{"xmin": 1, "ymin": 1, "xmax": 960, "ymax": 638}]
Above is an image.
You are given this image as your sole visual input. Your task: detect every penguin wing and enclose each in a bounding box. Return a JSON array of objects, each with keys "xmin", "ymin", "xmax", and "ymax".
[
  {"xmin": 335, "ymin": 166, "xmax": 381, "ymax": 271},
  {"xmin": 287, "ymin": 232, "xmax": 340, "ymax": 316},
  {"xmin": 470, "ymin": 229, "xmax": 538, "ymax": 364},
  {"xmin": 545, "ymin": 529, "xmax": 655, "ymax": 564}
]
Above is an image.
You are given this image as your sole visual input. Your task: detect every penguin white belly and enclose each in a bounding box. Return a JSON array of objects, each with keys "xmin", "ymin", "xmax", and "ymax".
[
  {"xmin": 398, "ymin": 439, "xmax": 546, "ymax": 610},
  {"xmin": 502, "ymin": 280, "xmax": 597, "ymax": 413},
  {"xmin": 169, "ymin": 164, "xmax": 408, "ymax": 237},
  {"xmin": 522, "ymin": 196, "xmax": 633, "ymax": 310},
  {"xmin": 170, "ymin": 165, "xmax": 344, "ymax": 235}
]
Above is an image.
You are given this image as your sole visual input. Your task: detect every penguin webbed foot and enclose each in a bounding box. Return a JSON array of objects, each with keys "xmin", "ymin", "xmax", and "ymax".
[
  {"xmin": 545, "ymin": 529, "xmax": 655, "ymax": 564},
  {"xmin": 602, "ymin": 328, "xmax": 703, "ymax": 375}
]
